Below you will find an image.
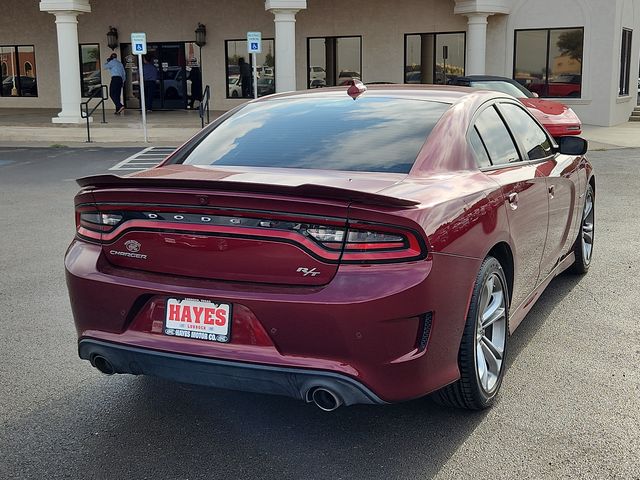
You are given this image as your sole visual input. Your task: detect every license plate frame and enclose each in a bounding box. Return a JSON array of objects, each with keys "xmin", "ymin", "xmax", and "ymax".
[{"xmin": 164, "ymin": 298, "xmax": 232, "ymax": 343}]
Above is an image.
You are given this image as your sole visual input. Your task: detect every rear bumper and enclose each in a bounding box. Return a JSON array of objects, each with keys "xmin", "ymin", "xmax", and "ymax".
[
  {"xmin": 79, "ymin": 339, "xmax": 386, "ymax": 406},
  {"xmin": 66, "ymin": 240, "xmax": 481, "ymax": 402}
]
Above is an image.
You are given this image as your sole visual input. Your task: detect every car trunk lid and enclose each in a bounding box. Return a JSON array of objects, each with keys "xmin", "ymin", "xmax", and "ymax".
[{"xmin": 78, "ymin": 166, "xmax": 413, "ymax": 286}]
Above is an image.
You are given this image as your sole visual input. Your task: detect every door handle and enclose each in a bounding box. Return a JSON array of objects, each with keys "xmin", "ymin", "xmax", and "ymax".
[
  {"xmin": 508, "ymin": 192, "xmax": 518, "ymax": 210},
  {"xmin": 548, "ymin": 185, "xmax": 555, "ymax": 199}
]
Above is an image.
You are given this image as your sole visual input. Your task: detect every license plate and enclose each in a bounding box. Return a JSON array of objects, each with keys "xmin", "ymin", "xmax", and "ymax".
[{"xmin": 164, "ymin": 298, "xmax": 231, "ymax": 343}]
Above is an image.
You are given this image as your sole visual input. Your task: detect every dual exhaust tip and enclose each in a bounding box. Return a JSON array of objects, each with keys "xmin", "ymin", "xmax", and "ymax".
[{"xmin": 91, "ymin": 355, "xmax": 344, "ymax": 412}]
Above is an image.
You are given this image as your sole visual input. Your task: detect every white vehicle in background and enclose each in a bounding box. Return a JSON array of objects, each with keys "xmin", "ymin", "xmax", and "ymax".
[
  {"xmin": 228, "ymin": 76, "xmax": 242, "ymax": 98},
  {"xmin": 309, "ymin": 66, "xmax": 326, "ymax": 81}
]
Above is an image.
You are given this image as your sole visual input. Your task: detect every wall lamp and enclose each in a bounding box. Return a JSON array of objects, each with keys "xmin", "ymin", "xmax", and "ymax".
[
  {"xmin": 195, "ymin": 23, "xmax": 207, "ymax": 48},
  {"xmin": 107, "ymin": 26, "xmax": 119, "ymax": 51}
]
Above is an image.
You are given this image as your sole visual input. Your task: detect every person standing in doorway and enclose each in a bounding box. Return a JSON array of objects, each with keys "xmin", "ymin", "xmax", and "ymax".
[
  {"xmin": 104, "ymin": 52, "xmax": 126, "ymax": 114},
  {"xmin": 187, "ymin": 66, "xmax": 202, "ymax": 109},
  {"xmin": 238, "ymin": 57, "xmax": 252, "ymax": 98},
  {"xmin": 142, "ymin": 55, "xmax": 158, "ymax": 112}
]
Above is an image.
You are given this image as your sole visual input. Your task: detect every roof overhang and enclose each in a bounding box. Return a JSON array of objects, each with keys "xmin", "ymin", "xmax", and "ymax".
[{"xmin": 454, "ymin": 0, "xmax": 511, "ymax": 15}]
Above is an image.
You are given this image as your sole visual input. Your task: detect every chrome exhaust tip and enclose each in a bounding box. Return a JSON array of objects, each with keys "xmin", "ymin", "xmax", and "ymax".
[{"xmin": 310, "ymin": 387, "xmax": 343, "ymax": 412}]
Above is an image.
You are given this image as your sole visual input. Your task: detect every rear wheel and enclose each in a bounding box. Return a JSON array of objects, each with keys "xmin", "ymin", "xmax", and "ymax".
[
  {"xmin": 569, "ymin": 184, "xmax": 594, "ymax": 274},
  {"xmin": 435, "ymin": 256, "xmax": 509, "ymax": 410}
]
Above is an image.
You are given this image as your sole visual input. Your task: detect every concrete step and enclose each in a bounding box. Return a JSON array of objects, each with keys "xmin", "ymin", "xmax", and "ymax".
[
  {"xmin": 631, "ymin": 111, "xmax": 640, "ymax": 117},
  {"xmin": 629, "ymin": 116, "xmax": 640, "ymax": 122}
]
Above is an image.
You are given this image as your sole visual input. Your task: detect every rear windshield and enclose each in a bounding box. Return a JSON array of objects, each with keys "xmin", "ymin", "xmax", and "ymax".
[{"xmin": 178, "ymin": 96, "xmax": 450, "ymax": 173}]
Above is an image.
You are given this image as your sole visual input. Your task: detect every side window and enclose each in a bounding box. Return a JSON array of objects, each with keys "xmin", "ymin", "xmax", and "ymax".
[
  {"xmin": 499, "ymin": 103, "xmax": 553, "ymax": 160},
  {"xmin": 474, "ymin": 106, "xmax": 520, "ymax": 165},
  {"xmin": 469, "ymin": 126, "xmax": 492, "ymax": 168}
]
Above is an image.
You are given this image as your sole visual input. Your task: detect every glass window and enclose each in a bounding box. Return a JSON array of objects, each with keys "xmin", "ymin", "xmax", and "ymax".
[
  {"xmin": 225, "ymin": 39, "xmax": 275, "ymax": 99},
  {"xmin": 499, "ymin": 103, "xmax": 553, "ymax": 160},
  {"xmin": 79, "ymin": 44, "xmax": 101, "ymax": 97},
  {"xmin": 404, "ymin": 33, "xmax": 465, "ymax": 85},
  {"xmin": 1, "ymin": 45, "xmax": 38, "ymax": 97},
  {"xmin": 179, "ymin": 97, "xmax": 450, "ymax": 174},
  {"xmin": 474, "ymin": 106, "xmax": 520, "ymax": 165},
  {"xmin": 514, "ymin": 28, "xmax": 583, "ymax": 98},
  {"xmin": 308, "ymin": 36, "xmax": 361, "ymax": 88},
  {"xmin": 469, "ymin": 126, "xmax": 492, "ymax": 168},
  {"xmin": 619, "ymin": 29, "xmax": 633, "ymax": 96}
]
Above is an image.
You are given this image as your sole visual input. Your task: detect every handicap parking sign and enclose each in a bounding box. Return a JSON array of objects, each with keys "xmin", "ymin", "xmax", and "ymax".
[
  {"xmin": 131, "ymin": 32, "xmax": 147, "ymax": 55},
  {"xmin": 247, "ymin": 32, "xmax": 262, "ymax": 53}
]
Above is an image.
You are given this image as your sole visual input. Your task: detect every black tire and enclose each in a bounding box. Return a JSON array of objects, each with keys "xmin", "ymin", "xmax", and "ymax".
[
  {"xmin": 434, "ymin": 256, "xmax": 510, "ymax": 410},
  {"xmin": 568, "ymin": 184, "xmax": 594, "ymax": 274},
  {"xmin": 231, "ymin": 91, "xmax": 239, "ymax": 98}
]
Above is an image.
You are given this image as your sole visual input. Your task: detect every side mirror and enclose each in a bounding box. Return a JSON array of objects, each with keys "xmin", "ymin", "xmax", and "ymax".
[
  {"xmin": 532, "ymin": 92, "xmax": 539, "ymax": 98},
  {"xmin": 557, "ymin": 136, "xmax": 588, "ymax": 155}
]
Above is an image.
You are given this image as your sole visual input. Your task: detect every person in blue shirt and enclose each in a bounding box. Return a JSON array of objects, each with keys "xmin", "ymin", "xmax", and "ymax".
[
  {"xmin": 104, "ymin": 53, "xmax": 126, "ymax": 114},
  {"xmin": 142, "ymin": 55, "xmax": 159, "ymax": 112}
]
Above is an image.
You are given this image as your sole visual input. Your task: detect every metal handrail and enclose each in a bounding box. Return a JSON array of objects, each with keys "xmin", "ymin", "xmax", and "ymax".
[
  {"xmin": 80, "ymin": 85, "xmax": 109, "ymax": 143},
  {"xmin": 199, "ymin": 85, "xmax": 211, "ymax": 128}
]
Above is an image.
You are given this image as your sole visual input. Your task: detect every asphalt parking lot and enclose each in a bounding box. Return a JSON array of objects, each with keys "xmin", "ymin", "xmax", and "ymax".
[{"xmin": 0, "ymin": 147, "xmax": 638, "ymax": 479}]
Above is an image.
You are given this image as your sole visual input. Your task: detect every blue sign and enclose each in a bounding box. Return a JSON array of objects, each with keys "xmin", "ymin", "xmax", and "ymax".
[
  {"xmin": 131, "ymin": 32, "xmax": 147, "ymax": 55},
  {"xmin": 247, "ymin": 32, "xmax": 262, "ymax": 53}
]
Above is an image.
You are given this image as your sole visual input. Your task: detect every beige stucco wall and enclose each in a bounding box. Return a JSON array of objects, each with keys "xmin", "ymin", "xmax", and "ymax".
[
  {"xmin": 1, "ymin": 0, "xmax": 639, "ymax": 125},
  {"xmin": 0, "ymin": 1, "xmax": 60, "ymax": 108},
  {"xmin": 0, "ymin": 0, "xmax": 466, "ymax": 111}
]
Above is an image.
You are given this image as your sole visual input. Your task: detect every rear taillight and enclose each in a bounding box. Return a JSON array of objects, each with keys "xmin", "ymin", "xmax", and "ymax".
[
  {"xmin": 74, "ymin": 207, "xmax": 427, "ymax": 263},
  {"xmin": 76, "ymin": 209, "xmax": 124, "ymax": 242},
  {"xmin": 306, "ymin": 223, "xmax": 426, "ymax": 263},
  {"xmin": 341, "ymin": 223, "xmax": 425, "ymax": 263}
]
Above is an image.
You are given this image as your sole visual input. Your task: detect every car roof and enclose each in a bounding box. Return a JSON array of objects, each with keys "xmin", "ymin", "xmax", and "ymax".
[
  {"xmin": 453, "ymin": 75, "xmax": 519, "ymax": 83},
  {"xmin": 255, "ymin": 84, "xmax": 499, "ymax": 105}
]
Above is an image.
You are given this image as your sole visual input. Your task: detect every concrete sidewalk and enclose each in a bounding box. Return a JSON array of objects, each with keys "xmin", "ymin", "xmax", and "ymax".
[
  {"xmin": 0, "ymin": 108, "xmax": 224, "ymax": 147},
  {"xmin": 1, "ymin": 107, "xmax": 639, "ymax": 150}
]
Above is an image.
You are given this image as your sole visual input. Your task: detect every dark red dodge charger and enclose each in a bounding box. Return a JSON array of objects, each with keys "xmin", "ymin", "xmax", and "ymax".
[{"xmin": 66, "ymin": 84, "xmax": 595, "ymax": 411}]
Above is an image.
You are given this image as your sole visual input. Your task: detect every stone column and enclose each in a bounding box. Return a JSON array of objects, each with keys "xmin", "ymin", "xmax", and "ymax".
[
  {"xmin": 265, "ymin": 0, "xmax": 307, "ymax": 93},
  {"xmin": 40, "ymin": 0, "xmax": 91, "ymax": 124},
  {"xmin": 454, "ymin": 1, "xmax": 510, "ymax": 76},
  {"xmin": 464, "ymin": 13, "xmax": 489, "ymax": 75}
]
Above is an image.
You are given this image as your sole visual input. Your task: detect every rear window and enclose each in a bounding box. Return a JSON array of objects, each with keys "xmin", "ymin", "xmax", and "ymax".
[{"xmin": 179, "ymin": 96, "xmax": 450, "ymax": 173}]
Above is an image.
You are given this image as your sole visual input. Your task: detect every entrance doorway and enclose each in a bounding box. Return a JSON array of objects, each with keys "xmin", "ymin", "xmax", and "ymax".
[{"xmin": 121, "ymin": 42, "xmax": 201, "ymax": 110}]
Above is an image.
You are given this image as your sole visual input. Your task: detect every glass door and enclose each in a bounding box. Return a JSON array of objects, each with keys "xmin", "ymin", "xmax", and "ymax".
[
  {"xmin": 158, "ymin": 43, "xmax": 186, "ymax": 109},
  {"xmin": 121, "ymin": 42, "xmax": 188, "ymax": 110}
]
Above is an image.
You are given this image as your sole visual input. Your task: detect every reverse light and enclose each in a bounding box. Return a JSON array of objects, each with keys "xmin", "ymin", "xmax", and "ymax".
[
  {"xmin": 80, "ymin": 212, "xmax": 123, "ymax": 227},
  {"xmin": 77, "ymin": 211, "xmax": 124, "ymax": 242},
  {"xmin": 306, "ymin": 227, "xmax": 346, "ymax": 243}
]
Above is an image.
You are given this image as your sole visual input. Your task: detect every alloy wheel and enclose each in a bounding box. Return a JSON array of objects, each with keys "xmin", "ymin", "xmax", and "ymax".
[
  {"xmin": 475, "ymin": 272, "xmax": 507, "ymax": 394},
  {"xmin": 581, "ymin": 190, "xmax": 594, "ymax": 265}
]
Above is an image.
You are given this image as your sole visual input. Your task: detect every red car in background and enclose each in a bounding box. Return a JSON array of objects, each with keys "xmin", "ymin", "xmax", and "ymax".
[
  {"xmin": 450, "ymin": 75, "xmax": 582, "ymax": 137},
  {"xmin": 527, "ymin": 74, "xmax": 582, "ymax": 98},
  {"xmin": 66, "ymin": 84, "xmax": 595, "ymax": 412}
]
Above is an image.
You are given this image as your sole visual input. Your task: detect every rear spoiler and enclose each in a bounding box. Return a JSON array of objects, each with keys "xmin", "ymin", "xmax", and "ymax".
[{"xmin": 76, "ymin": 174, "xmax": 419, "ymax": 208}]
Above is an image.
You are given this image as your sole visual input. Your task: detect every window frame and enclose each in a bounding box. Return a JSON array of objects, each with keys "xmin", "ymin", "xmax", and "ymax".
[
  {"xmin": 0, "ymin": 44, "xmax": 38, "ymax": 98},
  {"xmin": 468, "ymin": 99, "xmax": 558, "ymax": 171},
  {"xmin": 495, "ymin": 102, "xmax": 555, "ymax": 161},
  {"xmin": 513, "ymin": 27, "xmax": 584, "ymax": 99},
  {"xmin": 224, "ymin": 38, "xmax": 275, "ymax": 100},
  {"xmin": 306, "ymin": 35, "xmax": 363, "ymax": 89},
  {"xmin": 403, "ymin": 31, "xmax": 466, "ymax": 84},
  {"xmin": 619, "ymin": 28, "xmax": 633, "ymax": 96},
  {"xmin": 78, "ymin": 43, "xmax": 101, "ymax": 98}
]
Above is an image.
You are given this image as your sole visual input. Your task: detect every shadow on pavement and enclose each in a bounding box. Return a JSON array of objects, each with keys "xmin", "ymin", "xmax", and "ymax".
[{"xmin": 2, "ymin": 272, "xmax": 586, "ymax": 480}]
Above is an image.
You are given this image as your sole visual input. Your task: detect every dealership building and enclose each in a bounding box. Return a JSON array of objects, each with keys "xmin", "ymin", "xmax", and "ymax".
[{"xmin": 1, "ymin": 0, "xmax": 639, "ymax": 126}]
